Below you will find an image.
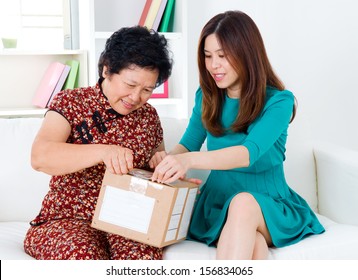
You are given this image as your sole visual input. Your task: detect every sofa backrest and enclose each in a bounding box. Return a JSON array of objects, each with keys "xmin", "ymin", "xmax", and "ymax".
[
  {"xmin": 0, "ymin": 114, "xmax": 318, "ymax": 222},
  {"xmin": 283, "ymin": 113, "xmax": 318, "ymax": 211},
  {"xmin": 0, "ymin": 118, "xmax": 50, "ymax": 222}
]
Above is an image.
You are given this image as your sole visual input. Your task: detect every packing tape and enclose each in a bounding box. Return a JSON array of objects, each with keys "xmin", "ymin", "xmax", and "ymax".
[{"xmin": 129, "ymin": 177, "xmax": 148, "ymax": 194}]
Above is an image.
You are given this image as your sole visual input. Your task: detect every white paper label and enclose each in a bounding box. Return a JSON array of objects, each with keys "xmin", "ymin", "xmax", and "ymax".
[{"xmin": 98, "ymin": 185, "xmax": 155, "ymax": 234}]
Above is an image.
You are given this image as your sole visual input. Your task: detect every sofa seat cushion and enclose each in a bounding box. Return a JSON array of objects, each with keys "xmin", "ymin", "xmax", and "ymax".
[
  {"xmin": 163, "ymin": 214, "xmax": 358, "ymax": 260},
  {"xmin": 0, "ymin": 222, "xmax": 33, "ymax": 260},
  {"xmin": 3, "ymin": 215, "xmax": 358, "ymax": 260}
]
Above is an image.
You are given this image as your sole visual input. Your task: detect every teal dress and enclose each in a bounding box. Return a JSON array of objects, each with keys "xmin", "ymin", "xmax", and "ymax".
[{"xmin": 182, "ymin": 87, "xmax": 325, "ymax": 248}]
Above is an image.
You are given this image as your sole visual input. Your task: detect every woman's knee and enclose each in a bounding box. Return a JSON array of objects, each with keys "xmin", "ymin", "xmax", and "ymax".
[{"xmin": 227, "ymin": 192, "xmax": 261, "ymax": 220}]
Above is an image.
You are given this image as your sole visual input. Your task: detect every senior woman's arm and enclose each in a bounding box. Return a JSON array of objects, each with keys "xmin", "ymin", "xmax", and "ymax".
[{"xmin": 31, "ymin": 110, "xmax": 133, "ymax": 176}]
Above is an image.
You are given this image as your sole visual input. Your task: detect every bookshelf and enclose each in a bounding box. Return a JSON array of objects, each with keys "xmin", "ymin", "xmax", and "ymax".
[
  {"xmin": 79, "ymin": 0, "xmax": 190, "ymax": 118},
  {"xmin": 0, "ymin": 49, "xmax": 88, "ymax": 118}
]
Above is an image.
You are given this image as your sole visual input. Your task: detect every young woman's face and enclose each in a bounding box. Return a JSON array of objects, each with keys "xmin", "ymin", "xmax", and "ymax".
[
  {"xmin": 101, "ymin": 65, "xmax": 159, "ymax": 115},
  {"xmin": 204, "ymin": 34, "xmax": 241, "ymax": 98}
]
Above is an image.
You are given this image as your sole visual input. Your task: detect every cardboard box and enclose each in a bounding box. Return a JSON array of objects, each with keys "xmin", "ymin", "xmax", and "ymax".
[{"xmin": 91, "ymin": 169, "xmax": 199, "ymax": 248}]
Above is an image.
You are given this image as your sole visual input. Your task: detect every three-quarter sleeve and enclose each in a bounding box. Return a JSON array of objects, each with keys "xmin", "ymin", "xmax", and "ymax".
[{"xmin": 242, "ymin": 90, "xmax": 294, "ymax": 166}]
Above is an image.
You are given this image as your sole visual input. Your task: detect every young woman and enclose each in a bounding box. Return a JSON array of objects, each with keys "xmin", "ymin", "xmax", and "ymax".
[
  {"xmin": 24, "ymin": 26, "xmax": 172, "ymax": 260},
  {"xmin": 150, "ymin": 11, "xmax": 324, "ymax": 259}
]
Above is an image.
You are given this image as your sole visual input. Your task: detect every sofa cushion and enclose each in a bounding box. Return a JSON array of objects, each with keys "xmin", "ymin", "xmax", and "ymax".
[
  {"xmin": 163, "ymin": 214, "xmax": 358, "ymax": 260},
  {"xmin": 283, "ymin": 113, "xmax": 318, "ymax": 212},
  {"xmin": 2, "ymin": 215, "xmax": 358, "ymax": 260},
  {"xmin": 0, "ymin": 118, "xmax": 50, "ymax": 222},
  {"xmin": 0, "ymin": 222, "xmax": 33, "ymax": 260}
]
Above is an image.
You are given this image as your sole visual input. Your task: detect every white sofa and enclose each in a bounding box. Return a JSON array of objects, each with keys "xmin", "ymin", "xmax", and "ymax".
[{"xmin": 1, "ymin": 115, "xmax": 358, "ymax": 260}]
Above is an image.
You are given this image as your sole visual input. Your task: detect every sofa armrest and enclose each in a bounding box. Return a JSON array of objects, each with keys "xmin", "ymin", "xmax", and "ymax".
[{"xmin": 314, "ymin": 142, "xmax": 358, "ymax": 226}]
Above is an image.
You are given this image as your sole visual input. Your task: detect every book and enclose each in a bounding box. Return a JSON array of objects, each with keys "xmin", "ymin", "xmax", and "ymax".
[
  {"xmin": 143, "ymin": 0, "xmax": 162, "ymax": 29},
  {"xmin": 158, "ymin": 0, "xmax": 175, "ymax": 32},
  {"xmin": 138, "ymin": 0, "xmax": 153, "ymax": 26},
  {"xmin": 46, "ymin": 65, "xmax": 71, "ymax": 107},
  {"xmin": 152, "ymin": 0, "xmax": 168, "ymax": 31},
  {"xmin": 62, "ymin": 60, "xmax": 79, "ymax": 90},
  {"xmin": 32, "ymin": 62, "xmax": 66, "ymax": 108}
]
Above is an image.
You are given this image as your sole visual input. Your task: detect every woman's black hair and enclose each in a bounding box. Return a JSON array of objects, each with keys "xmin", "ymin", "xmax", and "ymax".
[{"xmin": 98, "ymin": 26, "xmax": 173, "ymax": 87}]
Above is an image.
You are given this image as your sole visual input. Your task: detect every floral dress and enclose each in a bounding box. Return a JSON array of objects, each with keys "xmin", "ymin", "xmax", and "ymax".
[{"xmin": 24, "ymin": 84, "xmax": 164, "ymax": 260}]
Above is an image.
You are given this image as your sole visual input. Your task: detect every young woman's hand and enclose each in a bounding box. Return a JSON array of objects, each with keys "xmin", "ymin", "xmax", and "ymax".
[
  {"xmin": 102, "ymin": 145, "xmax": 134, "ymax": 175},
  {"xmin": 185, "ymin": 178, "xmax": 203, "ymax": 186},
  {"xmin": 151, "ymin": 153, "xmax": 190, "ymax": 183}
]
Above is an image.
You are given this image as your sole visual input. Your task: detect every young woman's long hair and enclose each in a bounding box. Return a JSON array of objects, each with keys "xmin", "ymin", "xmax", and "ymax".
[{"xmin": 198, "ymin": 10, "xmax": 295, "ymax": 136}]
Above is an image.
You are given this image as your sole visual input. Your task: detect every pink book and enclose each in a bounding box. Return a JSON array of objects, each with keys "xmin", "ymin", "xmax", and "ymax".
[
  {"xmin": 46, "ymin": 65, "xmax": 71, "ymax": 107},
  {"xmin": 139, "ymin": 0, "xmax": 153, "ymax": 26},
  {"xmin": 152, "ymin": 0, "xmax": 168, "ymax": 31},
  {"xmin": 32, "ymin": 62, "xmax": 66, "ymax": 108}
]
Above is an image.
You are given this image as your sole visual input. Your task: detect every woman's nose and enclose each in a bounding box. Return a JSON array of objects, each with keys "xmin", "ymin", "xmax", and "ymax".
[
  {"xmin": 130, "ymin": 89, "xmax": 141, "ymax": 103},
  {"xmin": 211, "ymin": 57, "xmax": 220, "ymax": 69}
]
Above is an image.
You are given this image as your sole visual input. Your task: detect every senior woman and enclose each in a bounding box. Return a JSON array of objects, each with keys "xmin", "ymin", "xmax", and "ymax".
[{"xmin": 24, "ymin": 26, "xmax": 173, "ymax": 260}]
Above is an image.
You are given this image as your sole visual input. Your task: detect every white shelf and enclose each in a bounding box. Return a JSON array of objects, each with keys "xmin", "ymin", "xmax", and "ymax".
[
  {"xmin": 0, "ymin": 49, "xmax": 86, "ymax": 56},
  {"xmin": 0, "ymin": 108, "xmax": 46, "ymax": 118},
  {"xmin": 0, "ymin": 50, "xmax": 88, "ymax": 117}
]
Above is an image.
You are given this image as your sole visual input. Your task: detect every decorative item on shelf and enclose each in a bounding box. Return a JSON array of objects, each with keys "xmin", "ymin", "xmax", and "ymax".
[
  {"xmin": 151, "ymin": 80, "xmax": 168, "ymax": 98},
  {"xmin": 158, "ymin": 0, "xmax": 175, "ymax": 32},
  {"xmin": 1, "ymin": 38, "xmax": 17, "ymax": 49}
]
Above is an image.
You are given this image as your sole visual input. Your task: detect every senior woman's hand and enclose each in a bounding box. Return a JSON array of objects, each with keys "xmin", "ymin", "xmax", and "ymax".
[
  {"xmin": 149, "ymin": 150, "xmax": 167, "ymax": 169},
  {"xmin": 102, "ymin": 145, "xmax": 134, "ymax": 175}
]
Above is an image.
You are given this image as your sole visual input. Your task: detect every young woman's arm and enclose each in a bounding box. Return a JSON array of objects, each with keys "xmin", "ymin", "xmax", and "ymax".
[
  {"xmin": 31, "ymin": 111, "xmax": 134, "ymax": 176},
  {"xmin": 151, "ymin": 145, "xmax": 249, "ymax": 183}
]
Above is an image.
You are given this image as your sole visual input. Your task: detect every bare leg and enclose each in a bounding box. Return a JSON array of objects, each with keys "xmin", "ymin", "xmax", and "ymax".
[
  {"xmin": 216, "ymin": 192, "xmax": 272, "ymax": 260},
  {"xmin": 252, "ymin": 231, "xmax": 269, "ymax": 260}
]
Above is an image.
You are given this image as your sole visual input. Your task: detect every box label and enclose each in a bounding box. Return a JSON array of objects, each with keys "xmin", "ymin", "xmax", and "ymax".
[{"xmin": 98, "ymin": 185, "xmax": 155, "ymax": 234}]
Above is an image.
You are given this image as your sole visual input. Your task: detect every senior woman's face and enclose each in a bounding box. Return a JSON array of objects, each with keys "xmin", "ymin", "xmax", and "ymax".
[{"xmin": 101, "ymin": 65, "xmax": 159, "ymax": 115}]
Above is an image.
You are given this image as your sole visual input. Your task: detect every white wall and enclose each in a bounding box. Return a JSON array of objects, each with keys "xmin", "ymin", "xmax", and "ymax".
[{"xmin": 186, "ymin": 0, "xmax": 358, "ymax": 151}]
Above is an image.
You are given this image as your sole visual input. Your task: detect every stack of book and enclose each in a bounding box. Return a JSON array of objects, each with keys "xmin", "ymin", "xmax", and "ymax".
[
  {"xmin": 32, "ymin": 60, "xmax": 79, "ymax": 108},
  {"xmin": 139, "ymin": 0, "xmax": 175, "ymax": 32}
]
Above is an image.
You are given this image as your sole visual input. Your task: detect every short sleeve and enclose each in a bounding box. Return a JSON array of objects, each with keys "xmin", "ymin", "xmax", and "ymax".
[
  {"xmin": 179, "ymin": 88, "xmax": 207, "ymax": 151},
  {"xmin": 242, "ymin": 90, "xmax": 295, "ymax": 166},
  {"xmin": 47, "ymin": 89, "xmax": 78, "ymax": 122}
]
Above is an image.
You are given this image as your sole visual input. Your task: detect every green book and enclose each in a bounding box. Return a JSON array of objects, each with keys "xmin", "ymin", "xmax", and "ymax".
[
  {"xmin": 158, "ymin": 0, "xmax": 175, "ymax": 32},
  {"xmin": 63, "ymin": 60, "xmax": 79, "ymax": 90}
]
